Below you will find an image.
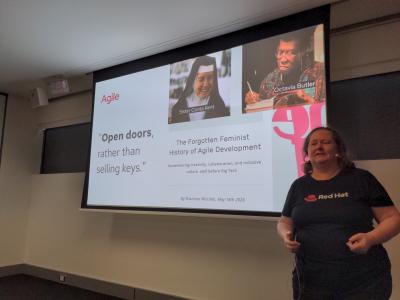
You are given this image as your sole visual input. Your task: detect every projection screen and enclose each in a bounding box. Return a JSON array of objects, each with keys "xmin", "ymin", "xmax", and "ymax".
[{"xmin": 82, "ymin": 6, "xmax": 330, "ymax": 217}]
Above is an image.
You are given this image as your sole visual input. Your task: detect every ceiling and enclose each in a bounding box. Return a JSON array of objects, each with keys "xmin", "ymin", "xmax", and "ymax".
[{"xmin": 0, "ymin": 0, "xmax": 339, "ymax": 95}]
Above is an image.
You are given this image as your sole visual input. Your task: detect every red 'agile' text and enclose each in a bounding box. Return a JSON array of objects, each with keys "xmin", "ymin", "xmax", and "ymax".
[{"xmin": 101, "ymin": 92, "xmax": 120, "ymax": 104}]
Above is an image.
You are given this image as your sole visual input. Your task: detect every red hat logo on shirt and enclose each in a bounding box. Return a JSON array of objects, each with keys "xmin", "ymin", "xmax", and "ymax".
[{"xmin": 304, "ymin": 194, "xmax": 317, "ymax": 202}]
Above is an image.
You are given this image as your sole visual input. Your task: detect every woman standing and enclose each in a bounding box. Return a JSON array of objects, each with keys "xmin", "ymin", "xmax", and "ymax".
[{"xmin": 277, "ymin": 127, "xmax": 400, "ymax": 299}]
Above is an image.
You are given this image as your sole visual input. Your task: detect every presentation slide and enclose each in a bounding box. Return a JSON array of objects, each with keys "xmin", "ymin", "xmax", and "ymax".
[{"xmin": 85, "ymin": 24, "xmax": 327, "ymax": 215}]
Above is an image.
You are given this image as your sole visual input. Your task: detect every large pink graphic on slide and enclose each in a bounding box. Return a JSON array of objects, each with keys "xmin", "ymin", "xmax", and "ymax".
[{"xmin": 272, "ymin": 102, "xmax": 325, "ymax": 177}]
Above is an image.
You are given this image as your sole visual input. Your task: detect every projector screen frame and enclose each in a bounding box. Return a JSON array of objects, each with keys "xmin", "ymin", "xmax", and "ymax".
[{"xmin": 82, "ymin": 5, "xmax": 331, "ymax": 218}]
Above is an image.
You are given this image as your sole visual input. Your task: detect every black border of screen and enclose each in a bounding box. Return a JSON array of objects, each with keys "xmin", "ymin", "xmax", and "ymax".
[
  {"xmin": 82, "ymin": 5, "xmax": 330, "ymax": 217},
  {"xmin": 0, "ymin": 92, "xmax": 8, "ymax": 168}
]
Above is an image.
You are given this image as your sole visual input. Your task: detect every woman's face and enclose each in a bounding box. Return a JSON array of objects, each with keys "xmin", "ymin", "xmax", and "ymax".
[
  {"xmin": 307, "ymin": 129, "xmax": 339, "ymax": 167},
  {"xmin": 193, "ymin": 71, "xmax": 214, "ymax": 99}
]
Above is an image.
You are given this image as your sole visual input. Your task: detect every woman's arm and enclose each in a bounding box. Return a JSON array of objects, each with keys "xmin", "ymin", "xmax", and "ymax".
[
  {"xmin": 347, "ymin": 206, "xmax": 400, "ymax": 254},
  {"xmin": 277, "ymin": 216, "xmax": 301, "ymax": 253}
]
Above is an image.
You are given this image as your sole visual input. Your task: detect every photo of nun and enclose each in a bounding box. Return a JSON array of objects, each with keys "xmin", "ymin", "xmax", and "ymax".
[{"xmin": 170, "ymin": 56, "xmax": 229, "ymax": 124}]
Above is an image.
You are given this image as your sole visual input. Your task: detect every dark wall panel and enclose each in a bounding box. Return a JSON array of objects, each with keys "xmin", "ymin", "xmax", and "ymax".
[
  {"xmin": 329, "ymin": 71, "xmax": 400, "ymax": 160},
  {"xmin": 41, "ymin": 123, "xmax": 91, "ymax": 174}
]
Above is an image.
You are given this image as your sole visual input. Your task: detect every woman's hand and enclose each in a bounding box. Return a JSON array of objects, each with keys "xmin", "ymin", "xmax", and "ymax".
[
  {"xmin": 346, "ymin": 233, "xmax": 374, "ymax": 254},
  {"xmin": 283, "ymin": 231, "xmax": 301, "ymax": 253},
  {"xmin": 347, "ymin": 206, "xmax": 400, "ymax": 254},
  {"xmin": 277, "ymin": 216, "xmax": 300, "ymax": 253}
]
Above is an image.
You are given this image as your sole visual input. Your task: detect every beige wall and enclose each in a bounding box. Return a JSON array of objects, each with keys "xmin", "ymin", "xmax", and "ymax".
[
  {"xmin": 25, "ymin": 173, "xmax": 293, "ymax": 299},
  {"xmin": 330, "ymin": 20, "xmax": 400, "ymax": 81},
  {"xmin": 2, "ymin": 1, "xmax": 400, "ymax": 299},
  {"xmin": 0, "ymin": 95, "xmax": 36, "ymax": 266}
]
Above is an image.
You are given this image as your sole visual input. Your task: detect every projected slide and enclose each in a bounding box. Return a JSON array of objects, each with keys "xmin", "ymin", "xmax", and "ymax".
[{"xmin": 85, "ymin": 23, "xmax": 327, "ymax": 215}]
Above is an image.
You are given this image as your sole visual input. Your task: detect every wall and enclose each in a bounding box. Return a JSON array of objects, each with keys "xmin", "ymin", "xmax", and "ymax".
[
  {"xmin": 4, "ymin": 1, "xmax": 400, "ymax": 300},
  {"xmin": 0, "ymin": 95, "xmax": 36, "ymax": 266},
  {"xmin": 330, "ymin": 20, "xmax": 400, "ymax": 81},
  {"xmin": 26, "ymin": 173, "xmax": 293, "ymax": 299}
]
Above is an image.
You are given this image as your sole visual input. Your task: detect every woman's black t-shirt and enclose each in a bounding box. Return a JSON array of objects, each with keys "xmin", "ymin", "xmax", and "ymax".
[{"xmin": 282, "ymin": 168, "xmax": 393, "ymax": 290}]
